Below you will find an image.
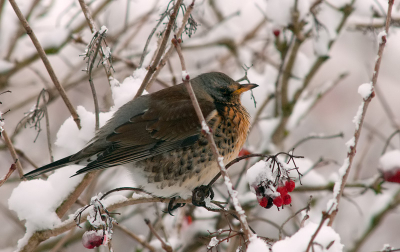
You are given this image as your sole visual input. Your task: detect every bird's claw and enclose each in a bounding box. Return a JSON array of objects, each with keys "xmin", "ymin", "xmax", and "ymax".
[
  {"xmin": 165, "ymin": 197, "xmax": 186, "ymax": 215},
  {"xmin": 192, "ymin": 185, "xmax": 215, "ymax": 207}
]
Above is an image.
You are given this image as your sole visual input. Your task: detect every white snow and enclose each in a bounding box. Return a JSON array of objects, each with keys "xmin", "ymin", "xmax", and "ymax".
[
  {"xmin": 110, "ymin": 68, "xmax": 148, "ymax": 110},
  {"xmin": 352, "ymin": 103, "xmax": 364, "ymax": 131},
  {"xmin": 358, "ymin": 83, "xmax": 373, "ymax": 100},
  {"xmin": 201, "ymin": 121, "xmax": 210, "ymax": 134},
  {"xmin": 99, "ymin": 25, "xmax": 108, "ymax": 34},
  {"xmin": 378, "ymin": 30, "xmax": 387, "ymax": 44},
  {"xmin": 182, "ymin": 70, "xmax": 189, "ymax": 80},
  {"xmin": 208, "ymin": 237, "xmax": 219, "ymax": 249},
  {"xmin": 379, "ymin": 150, "xmax": 400, "ymax": 172},
  {"xmin": 246, "ymin": 160, "xmax": 274, "ymax": 190},
  {"xmin": 272, "ymin": 222, "xmax": 344, "ymax": 252},
  {"xmin": 247, "ymin": 235, "xmax": 269, "ymax": 251}
]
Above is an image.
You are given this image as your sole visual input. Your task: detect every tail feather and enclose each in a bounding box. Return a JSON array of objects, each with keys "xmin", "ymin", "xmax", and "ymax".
[{"xmin": 23, "ymin": 155, "xmax": 74, "ymax": 179}]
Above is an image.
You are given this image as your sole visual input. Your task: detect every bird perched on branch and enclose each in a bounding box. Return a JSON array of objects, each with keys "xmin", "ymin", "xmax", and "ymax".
[{"xmin": 23, "ymin": 72, "xmax": 257, "ymax": 201}]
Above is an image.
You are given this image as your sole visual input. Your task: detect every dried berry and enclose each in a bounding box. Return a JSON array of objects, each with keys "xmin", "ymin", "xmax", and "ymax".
[{"xmin": 273, "ymin": 30, "xmax": 280, "ymax": 37}]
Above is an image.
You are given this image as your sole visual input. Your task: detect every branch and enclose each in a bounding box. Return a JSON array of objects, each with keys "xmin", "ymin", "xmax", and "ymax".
[
  {"xmin": 172, "ymin": 37, "xmax": 253, "ymax": 241},
  {"xmin": 134, "ymin": 0, "xmax": 183, "ymax": 98},
  {"xmin": 326, "ymin": 0, "xmax": 394, "ymax": 226},
  {"xmin": 1, "ymin": 130, "xmax": 24, "ymax": 178},
  {"xmin": 21, "ymin": 196, "xmax": 190, "ymax": 252},
  {"xmin": 8, "ymin": 0, "xmax": 81, "ymax": 129}
]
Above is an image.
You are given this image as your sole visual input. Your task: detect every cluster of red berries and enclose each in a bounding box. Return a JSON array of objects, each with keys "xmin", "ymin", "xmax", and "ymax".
[{"xmin": 256, "ymin": 180, "xmax": 296, "ymax": 209}]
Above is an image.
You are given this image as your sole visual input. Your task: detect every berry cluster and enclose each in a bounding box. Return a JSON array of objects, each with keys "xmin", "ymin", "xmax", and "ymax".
[{"xmin": 256, "ymin": 180, "xmax": 296, "ymax": 209}]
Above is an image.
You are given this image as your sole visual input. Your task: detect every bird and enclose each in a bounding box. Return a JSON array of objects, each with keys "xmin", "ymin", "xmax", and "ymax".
[{"xmin": 23, "ymin": 72, "xmax": 258, "ymax": 201}]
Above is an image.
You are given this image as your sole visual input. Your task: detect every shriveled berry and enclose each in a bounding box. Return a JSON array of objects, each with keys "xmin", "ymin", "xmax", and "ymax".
[
  {"xmin": 283, "ymin": 194, "xmax": 292, "ymax": 205},
  {"xmin": 285, "ymin": 180, "xmax": 296, "ymax": 192},
  {"xmin": 266, "ymin": 197, "xmax": 274, "ymax": 209},
  {"xmin": 277, "ymin": 186, "xmax": 288, "ymax": 196},
  {"xmin": 273, "ymin": 196, "xmax": 283, "ymax": 207},
  {"xmin": 82, "ymin": 230, "xmax": 104, "ymax": 249}
]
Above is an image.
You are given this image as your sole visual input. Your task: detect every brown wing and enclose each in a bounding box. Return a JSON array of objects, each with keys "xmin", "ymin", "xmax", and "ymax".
[{"xmin": 73, "ymin": 96, "xmax": 216, "ymax": 174}]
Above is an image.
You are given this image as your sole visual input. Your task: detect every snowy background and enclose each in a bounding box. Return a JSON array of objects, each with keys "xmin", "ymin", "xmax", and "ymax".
[{"xmin": 1, "ymin": 0, "xmax": 400, "ymax": 251}]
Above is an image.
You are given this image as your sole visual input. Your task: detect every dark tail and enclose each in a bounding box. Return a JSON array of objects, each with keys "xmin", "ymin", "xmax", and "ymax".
[{"xmin": 22, "ymin": 155, "xmax": 74, "ymax": 179}]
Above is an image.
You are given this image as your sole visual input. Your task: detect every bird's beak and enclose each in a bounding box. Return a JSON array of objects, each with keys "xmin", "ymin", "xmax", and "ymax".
[{"xmin": 234, "ymin": 83, "xmax": 259, "ymax": 94}]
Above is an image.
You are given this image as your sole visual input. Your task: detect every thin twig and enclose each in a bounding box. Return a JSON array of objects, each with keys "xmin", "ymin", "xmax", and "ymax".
[
  {"xmin": 134, "ymin": 0, "xmax": 183, "ymax": 98},
  {"xmin": 115, "ymin": 224, "xmax": 157, "ymax": 252},
  {"xmin": 1, "ymin": 130, "xmax": 24, "ymax": 178},
  {"xmin": 146, "ymin": 0, "xmax": 196, "ymax": 89},
  {"xmin": 0, "ymin": 162, "xmax": 17, "ymax": 187},
  {"xmin": 8, "ymin": 0, "xmax": 81, "ymax": 129},
  {"xmin": 172, "ymin": 37, "xmax": 253, "ymax": 241},
  {"xmin": 290, "ymin": 132, "xmax": 344, "ymax": 150},
  {"xmin": 279, "ymin": 196, "xmax": 312, "ymax": 239},
  {"xmin": 144, "ymin": 218, "xmax": 173, "ymax": 252}
]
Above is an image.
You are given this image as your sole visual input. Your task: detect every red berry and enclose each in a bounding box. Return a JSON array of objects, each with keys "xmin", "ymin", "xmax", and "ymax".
[
  {"xmin": 383, "ymin": 169, "xmax": 400, "ymax": 183},
  {"xmin": 277, "ymin": 186, "xmax": 288, "ymax": 196},
  {"xmin": 258, "ymin": 197, "xmax": 268, "ymax": 208},
  {"xmin": 82, "ymin": 230, "xmax": 104, "ymax": 249},
  {"xmin": 285, "ymin": 180, "xmax": 296, "ymax": 192},
  {"xmin": 283, "ymin": 194, "xmax": 292, "ymax": 205},
  {"xmin": 273, "ymin": 29, "xmax": 280, "ymax": 37},
  {"xmin": 273, "ymin": 196, "xmax": 283, "ymax": 207}
]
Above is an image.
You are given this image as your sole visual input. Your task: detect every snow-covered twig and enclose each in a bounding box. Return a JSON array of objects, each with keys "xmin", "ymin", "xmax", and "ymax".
[
  {"xmin": 326, "ymin": 0, "xmax": 394, "ymax": 226},
  {"xmin": 290, "ymin": 132, "xmax": 344, "ymax": 150},
  {"xmin": 134, "ymin": 0, "xmax": 183, "ymax": 98},
  {"xmin": 8, "ymin": 0, "xmax": 81, "ymax": 130},
  {"xmin": 171, "ymin": 37, "xmax": 254, "ymax": 241},
  {"xmin": 21, "ymin": 196, "xmax": 191, "ymax": 251}
]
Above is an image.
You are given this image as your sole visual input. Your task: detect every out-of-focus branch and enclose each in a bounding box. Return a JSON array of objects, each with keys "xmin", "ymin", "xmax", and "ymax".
[
  {"xmin": 134, "ymin": 0, "xmax": 183, "ymax": 98},
  {"xmin": 172, "ymin": 37, "xmax": 253, "ymax": 241},
  {"xmin": 351, "ymin": 188, "xmax": 400, "ymax": 252},
  {"xmin": 114, "ymin": 224, "xmax": 156, "ymax": 252},
  {"xmin": 8, "ymin": 0, "xmax": 81, "ymax": 129}
]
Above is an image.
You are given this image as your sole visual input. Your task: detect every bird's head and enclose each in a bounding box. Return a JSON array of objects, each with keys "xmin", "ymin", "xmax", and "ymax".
[{"xmin": 193, "ymin": 72, "xmax": 258, "ymax": 104}]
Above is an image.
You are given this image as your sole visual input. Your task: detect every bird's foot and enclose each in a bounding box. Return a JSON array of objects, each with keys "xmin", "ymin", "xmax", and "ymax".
[
  {"xmin": 192, "ymin": 185, "xmax": 215, "ymax": 207},
  {"xmin": 166, "ymin": 197, "xmax": 186, "ymax": 215}
]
